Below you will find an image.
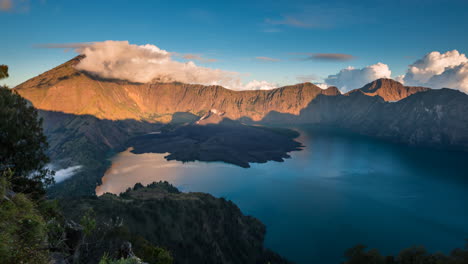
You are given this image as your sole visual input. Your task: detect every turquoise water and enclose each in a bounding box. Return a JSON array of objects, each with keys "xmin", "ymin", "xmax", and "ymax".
[{"xmin": 97, "ymin": 126, "xmax": 468, "ymax": 264}]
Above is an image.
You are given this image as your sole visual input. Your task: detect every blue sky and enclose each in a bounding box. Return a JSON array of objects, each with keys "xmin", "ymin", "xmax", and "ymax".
[{"xmin": 1, "ymin": 0, "xmax": 467, "ymax": 88}]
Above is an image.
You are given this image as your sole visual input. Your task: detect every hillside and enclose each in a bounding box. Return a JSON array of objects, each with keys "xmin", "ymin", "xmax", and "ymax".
[
  {"xmin": 263, "ymin": 88, "xmax": 468, "ymax": 150},
  {"xmin": 15, "ymin": 56, "xmax": 340, "ymax": 122},
  {"xmin": 61, "ymin": 181, "xmax": 292, "ymax": 264}
]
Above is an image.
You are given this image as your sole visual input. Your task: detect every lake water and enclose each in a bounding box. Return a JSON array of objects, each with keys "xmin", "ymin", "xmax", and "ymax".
[{"xmin": 96, "ymin": 126, "xmax": 468, "ymax": 264}]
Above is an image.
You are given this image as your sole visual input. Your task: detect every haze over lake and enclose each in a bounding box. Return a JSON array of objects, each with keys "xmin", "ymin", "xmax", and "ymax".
[{"xmin": 97, "ymin": 126, "xmax": 468, "ymax": 264}]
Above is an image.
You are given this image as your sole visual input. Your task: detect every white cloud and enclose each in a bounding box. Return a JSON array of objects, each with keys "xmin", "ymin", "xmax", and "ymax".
[
  {"xmin": 53, "ymin": 165, "xmax": 82, "ymax": 183},
  {"xmin": 74, "ymin": 41, "xmax": 239, "ymax": 87},
  {"xmin": 395, "ymin": 75, "xmax": 405, "ymax": 84},
  {"xmin": 42, "ymin": 40, "xmax": 279, "ymax": 91},
  {"xmin": 242, "ymin": 80, "xmax": 278, "ymax": 90},
  {"xmin": 314, "ymin": 83, "xmax": 329, "ymax": 90},
  {"xmin": 424, "ymin": 63, "xmax": 468, "ymax": 93},
  {"xmin": 324, "ymin": 63, "xmax": 392, "ymax": 92},
  {"xmin": 401, "ymin": 50, "xmax": 468, "ymax": 93}
]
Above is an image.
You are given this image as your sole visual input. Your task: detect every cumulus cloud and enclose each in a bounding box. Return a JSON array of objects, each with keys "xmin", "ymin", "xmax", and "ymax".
[
  {"xmin": 39, "ymin": 40, "xmax": 280, "ymax": 91},
  {"xmin": 324, "ymin": 63, "xmax": 392, "ymax": 92},
  {"xmin": 242, "ymin": 80, "xmax": 278, "ymax": 90},
  {"xmin": 422, "ymin": 63, "xmax": 468, "ymax": 92},
  {"xmin": 73, "ymin": 41, "xmax": 239, "ymax": 86},
  {"xmin": 401, "ymin": 50, "xmax": 468, "ymax": 93},
  {"xmin": 53, "ymin": 165, "xmax": 82, "ymax": 183},
  {"xmin": 255, "ymin": 56, "xmax": 280, "ymax": 62}
]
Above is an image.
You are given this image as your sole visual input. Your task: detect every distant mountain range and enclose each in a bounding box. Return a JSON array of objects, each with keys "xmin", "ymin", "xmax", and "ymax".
[{"xmin": 15, "ymin": 56, "xmax": 468, "ymax": 151}]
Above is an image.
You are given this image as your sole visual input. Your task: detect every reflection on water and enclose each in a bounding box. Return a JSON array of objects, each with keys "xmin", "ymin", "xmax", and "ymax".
[
  {"xmin": 96, "ymin": 148, "xmax": 237, "ymax": 195},
  {"xmin": 96, "ymin": 126, "xmax": 468, "ymax": 264}
]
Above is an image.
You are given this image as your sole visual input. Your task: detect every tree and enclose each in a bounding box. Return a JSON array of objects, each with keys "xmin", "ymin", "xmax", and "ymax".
[
  {"xmin": 0, "ymin": 65, "xmax": 8, "ymax": 79},
  {"xmin": 0, "ymin": 66, "xmax": 54, "ymax": 198}
]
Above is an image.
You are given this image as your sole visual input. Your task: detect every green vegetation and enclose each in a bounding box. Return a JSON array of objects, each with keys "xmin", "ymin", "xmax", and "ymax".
[
  {"xmin": 0, "ymin": 68, "xmax": 54, "ymax": 263},
  {"xmin": 0, "ymin": 69, "xmax": 170, "ymax": 263},
  {"xmin": 61, "ymin": 182, "xmax": 289, "ymax": 264},
  {"xmin": 0, "ymin": 171, "xmax": 49, "ymax": 264},
  {"xmin": 0, "ymin": 85, "xmax": 54, "ymax": 198}
]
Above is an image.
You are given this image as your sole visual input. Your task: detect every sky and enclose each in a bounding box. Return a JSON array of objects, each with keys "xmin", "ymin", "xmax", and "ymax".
[{"xmin": 1, "ymin": 0, "xmax": 468, "ymax": 92}]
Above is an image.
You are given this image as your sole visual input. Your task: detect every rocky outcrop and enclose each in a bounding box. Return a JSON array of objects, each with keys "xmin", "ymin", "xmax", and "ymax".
[{"xmin": 196, "ymin": 109, "xmax": 226, "ymax": 125}]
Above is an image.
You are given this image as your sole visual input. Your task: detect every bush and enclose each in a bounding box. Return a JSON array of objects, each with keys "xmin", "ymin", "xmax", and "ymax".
[{"xmin": 0, "ymin": 173, "xmax": 49, "ymax": 264}]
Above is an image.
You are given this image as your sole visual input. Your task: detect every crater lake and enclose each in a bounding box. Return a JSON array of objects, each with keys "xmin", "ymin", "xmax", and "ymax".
[{"xmin": 96, "ymin": 126, "xmax": 468, "ymax": 264}]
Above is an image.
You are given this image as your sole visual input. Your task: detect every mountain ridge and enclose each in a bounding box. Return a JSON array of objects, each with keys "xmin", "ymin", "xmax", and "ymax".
[
  {"xmin": 347, "ymin": 78, "xmax": 430, "ymax": 101},
  {"xmin": 15, "ymin": 56, "xmax": 468, "ymax": 154},
  {"xmin": 15, "ymin": 56, "xmax": 404, "ymax": 122}
]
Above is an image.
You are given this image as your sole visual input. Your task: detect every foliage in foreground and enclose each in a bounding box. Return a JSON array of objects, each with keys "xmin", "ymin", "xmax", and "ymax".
[
  {"xmin": 0, "ymin": 85, "xmax": 54, "ymax": 198},
  {"xmin": 0, "ymin": 172, "xmax": 50, "ymax": 264}
]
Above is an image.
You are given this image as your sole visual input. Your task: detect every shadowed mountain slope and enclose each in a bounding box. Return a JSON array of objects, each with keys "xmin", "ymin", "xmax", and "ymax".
[{"xmin": 263, "ymin": 88, "xmax": 468, "ymax": 150}]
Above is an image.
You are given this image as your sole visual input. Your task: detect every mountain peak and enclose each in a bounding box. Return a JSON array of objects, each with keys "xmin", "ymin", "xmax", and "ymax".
[
  {"xmin": 360, "ymin": 78, "xmax": 403, "ymax": 93},
  {"xmin": 348, "ymin": 78, "xmax": 430, "ymax": 101}
]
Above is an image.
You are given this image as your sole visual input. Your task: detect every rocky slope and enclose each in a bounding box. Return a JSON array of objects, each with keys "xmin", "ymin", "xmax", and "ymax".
[
  {"xmin": 15, "ymin": 56, "xmax": 340, "ymax": 122},
  {"xmin": 61, "ymin": 182, "xmax": 292, "ymax": 264},
  {"xmin": 347, "ymin": 78, "xmax": 429, "ymax": 101}
]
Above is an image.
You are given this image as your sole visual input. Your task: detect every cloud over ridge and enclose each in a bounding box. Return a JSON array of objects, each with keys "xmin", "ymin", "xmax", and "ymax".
[
  {"xmin": 401, "ymin": 50, "xmax": 468, "ymax": 93},
  {"xmin": 37, "ymin": 41, "xmax": 468, "ymax": 94},
  {"xmin": 324, "ymin": 63, "xmax": 392, "ymax": 92},
  {"xmin": 39, "ymin": 40, "xmax": 278, "ymax": 91},
  {"xmin": 73, "ymin": 41, "xmax": 239, "ymax": 87}
]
